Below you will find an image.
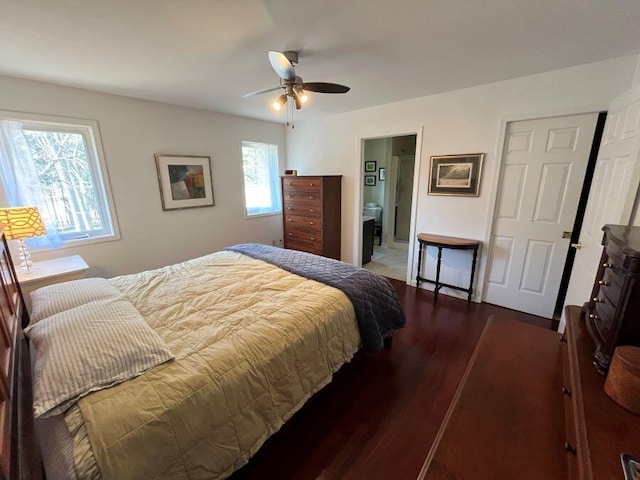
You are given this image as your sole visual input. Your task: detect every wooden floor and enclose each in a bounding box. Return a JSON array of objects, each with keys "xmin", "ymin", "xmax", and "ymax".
[{"xmin": 230, "ymin": 280, "xmax": 557, "ymax": 480}]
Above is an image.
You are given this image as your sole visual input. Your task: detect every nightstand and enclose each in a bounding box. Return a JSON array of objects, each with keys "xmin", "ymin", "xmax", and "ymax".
[{"xmin": 17, "ymin": 255, "xmax": 89, "ymax": 313}]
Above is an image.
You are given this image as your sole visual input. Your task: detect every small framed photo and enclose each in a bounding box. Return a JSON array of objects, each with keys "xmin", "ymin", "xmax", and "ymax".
[
  {"xmin": 379, "ymin": 168, "xmax": 386, "ymax": 181},
  {"xmin": 154, "ymin": 154, "xmax": 215, "ymax": 210},
  {"xmin": 428, "ymin": 153, "xmax": 484, "ymax": 196},
  {"xmin": 365, "ymin": 161, "xmax": 377, "ymax": 172},
  {"xmin": 364, "ymin": 175, "xmax": 376, "ymax": 186}
]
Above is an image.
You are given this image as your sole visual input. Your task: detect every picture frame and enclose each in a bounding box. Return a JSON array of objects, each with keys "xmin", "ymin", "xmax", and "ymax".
[
  {"xmin": 365, "ymin": 175, "xmax": 377, "ymax": 186},
  {"xmin": 428, "ymin": 153, "xmax": 484, "ymax": 196},
  {"xmin": 365, "ymin": 161, "xmax": 377, "ymax": 172},
  {"xmin": 154, "ymin": 154, "xmax": 215, "ymax": 210},
  {"xmin": 379, "ymin": 168, "xmax": 386, "ymax": 181}
]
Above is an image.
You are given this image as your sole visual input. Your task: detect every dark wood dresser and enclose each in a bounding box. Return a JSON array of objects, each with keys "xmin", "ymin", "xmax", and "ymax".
[
  {"xmin": 585, "ymin": 224, "xmax": 640, "ymax": 373},
  {"xmin": 281, "ymin": 175, "xmax": 341, "ymax": 259},
  {"xmin": 563, "ymin": 305, "xmax": 640, "ymax": 479}
]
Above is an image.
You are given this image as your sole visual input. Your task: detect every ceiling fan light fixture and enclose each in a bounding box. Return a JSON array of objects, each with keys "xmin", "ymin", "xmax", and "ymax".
[
  {"xmin": 294, "ymin": 87, "xmax": 309, "ymax": 104},
  {"xmin": 292, "ymin": 91, "xmax": 302, "ymax": 110},
  {"xmin": 272, "ymin": 94, "xmax": 287, "ymax": 111}
]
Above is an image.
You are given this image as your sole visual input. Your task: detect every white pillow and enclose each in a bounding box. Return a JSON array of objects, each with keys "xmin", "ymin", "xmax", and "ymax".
[
  {"xmin": 26, "ymin": 297, "xmax": 173, "ymax": 417},
  {"xmin": 30, "ymin": 277, "xmax": 122, "ymax": 324}
]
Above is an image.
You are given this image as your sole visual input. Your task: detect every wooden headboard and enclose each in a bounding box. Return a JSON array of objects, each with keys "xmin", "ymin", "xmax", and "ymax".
[{"xmin": 0, "ymin": 229, "xmax": 41, "ymax": 479}]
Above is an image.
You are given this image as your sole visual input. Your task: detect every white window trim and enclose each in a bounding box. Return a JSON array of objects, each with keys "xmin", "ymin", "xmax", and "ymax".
[
  {"xmin": 239, "ymin": 139, "xmax": 283, "ymax": 219},
  {"xmin": 0, "ymin": 110, "xmax": 121, "ymax": 249}
]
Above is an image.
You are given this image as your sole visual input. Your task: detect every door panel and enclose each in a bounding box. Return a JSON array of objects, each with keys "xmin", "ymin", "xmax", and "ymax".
[
  {"xmin": 533, "ymin": 163, "xmax": 571, "ymax": 223},
  {"xmin": 519, "ymin": 240, "xmax": 553, "ymax": 293},
  {"xmin": 485, "ymin": 113, "xmax": 599, "ymax": 318},
  {"xmin": 497, "ymin": 165, "xmax": 527, "ymax": 220}
]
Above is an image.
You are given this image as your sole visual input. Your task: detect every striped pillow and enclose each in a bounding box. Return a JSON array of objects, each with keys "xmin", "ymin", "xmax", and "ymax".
[
  {"xmin": 30, "ymin": 277, "xmax": 122, "ymax": 324},
  {"xmin": 25, "ymin": 297, "xmax": 174, "ymax": 417}
]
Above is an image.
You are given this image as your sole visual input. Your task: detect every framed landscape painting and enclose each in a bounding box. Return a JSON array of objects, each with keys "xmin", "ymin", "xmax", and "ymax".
[
  {"xmin": 155, "ymin": 154, "xmax": 215, "ymax": 210},
  {"xmin": 428, "ymin": 153, "xmax": 484, "ymax": 196}
]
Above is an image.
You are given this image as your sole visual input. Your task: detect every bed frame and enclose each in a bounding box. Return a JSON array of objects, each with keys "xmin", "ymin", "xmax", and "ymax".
[{"xmin": 0, "ymin": 230, "xmax": 41, "ymax": 480}]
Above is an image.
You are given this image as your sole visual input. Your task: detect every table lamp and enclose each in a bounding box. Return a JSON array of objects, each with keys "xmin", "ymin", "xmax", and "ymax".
[{"xmin": 0, "ymin": 206, "xmax": 47, "ymax": 274}]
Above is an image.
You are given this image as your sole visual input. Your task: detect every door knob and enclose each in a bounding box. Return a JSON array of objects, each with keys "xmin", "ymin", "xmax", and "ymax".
[{"xmin": 571, "ymin": 242, "xmax": 582, "ymax": 249}]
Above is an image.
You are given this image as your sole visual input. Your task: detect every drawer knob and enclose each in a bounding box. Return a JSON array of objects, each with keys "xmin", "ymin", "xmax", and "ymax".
[
  {"xmin": 309, "ymin": 196, "xmax": 313, "ymax": 199},
  {"xmin": 592, "ymin": 297, "xmax": 604, "ymax": 303},
  {"xmin": 589, "ymin": 313, "xmax": 599, "ymax": 320},
  {"xmin": 288, "ymin": 233, "xmax": 293, "ymax": 236},
  {"xmin": 309, "ymin": 221, "xmax": 314, "ymax": 225},
  {"xmin": 309, "ymin": 209, "xmax": 315, "ymax": 213},
  {"xmin": 310, "ymin": 237, "xmax": 316, "ymax": 241},
  {"xmin": 309, "ymin": 183, "xmax": 314, "ymax": 186},
  {"xmin": 562, "ymin": 386, "xmax": 572, "ymax": 396},
  {"xmin": 598, "ymin": 280, "xmax": 610, "ymax": 286},
  {"xmin": 603, "ymin": 262, "xmax": 615, "ymax": 268},
  {"xmin": 564, "ymin": 442, "xmax": 576, "ymax": 455},
  {"xmin": 287, "ymin": 207, "xmax": 292, "ymax": 210},
  {"xmin": 288, "ymin": 219, "xmax": 292, "ymax": 222}
]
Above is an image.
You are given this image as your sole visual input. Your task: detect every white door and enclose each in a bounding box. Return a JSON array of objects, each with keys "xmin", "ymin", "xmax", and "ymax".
[
  {"xmin": 484, "ymin": 113, "xmax": 599, "ymax": 318},
  {"xmin": 561, "ymin": 85, "xmax": 640, "ymax": 330}
]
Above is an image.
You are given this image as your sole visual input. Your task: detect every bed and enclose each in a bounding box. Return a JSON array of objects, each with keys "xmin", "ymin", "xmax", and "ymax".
[{"xmin": 3, "ymin": 241, "xmax": 405, "ymax": 479}]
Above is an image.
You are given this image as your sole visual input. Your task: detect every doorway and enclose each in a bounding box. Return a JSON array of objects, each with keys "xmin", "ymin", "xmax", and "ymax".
[
  {"xmin": 361, "ymin": 134, "xmax": 417, "ymax": 281},
  {"xmin": 484, "ymin": 113, "xmax": 601, "ymax": 318}
]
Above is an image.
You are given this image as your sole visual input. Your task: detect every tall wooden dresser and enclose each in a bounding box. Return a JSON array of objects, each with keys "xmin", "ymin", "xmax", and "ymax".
[
  {"xmin": 281, "ymin": 175, "xmax": 341, "ymax": 259},
  {"xmin": 585, "ymin": 224, "xmax": 640, "ymax": 373}
]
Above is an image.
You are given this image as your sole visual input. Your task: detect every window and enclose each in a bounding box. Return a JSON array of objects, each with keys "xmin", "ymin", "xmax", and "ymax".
[
  {"xmin": 0, "ymin": 113, "xmax": 118, "ymax": 247},
  {"xmin": 240, "ymin": 141, "xmax": 281, "ymax": 217}
]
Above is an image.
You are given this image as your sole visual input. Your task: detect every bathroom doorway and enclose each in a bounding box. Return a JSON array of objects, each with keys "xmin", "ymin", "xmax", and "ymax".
[{"xmin": 361, "ymin": 134, "xmax": 416, "ymax": 281}]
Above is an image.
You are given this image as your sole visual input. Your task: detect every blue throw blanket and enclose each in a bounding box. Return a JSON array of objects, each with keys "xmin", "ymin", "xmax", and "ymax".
[{"xmin": 225, "ymin": 244, "xmax": 406, "ymax": 352}]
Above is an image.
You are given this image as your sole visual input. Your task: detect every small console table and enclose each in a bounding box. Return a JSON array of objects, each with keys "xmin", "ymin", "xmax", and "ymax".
[{"xmin": 415, "ymin": 233, "xmax": 480, "ymax": 302}]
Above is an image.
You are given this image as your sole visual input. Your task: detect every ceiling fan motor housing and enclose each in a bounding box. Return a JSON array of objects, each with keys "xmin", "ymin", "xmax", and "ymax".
[{"xmin": 282, "ymin": 51, "xmax": 299, "ymax": 66}]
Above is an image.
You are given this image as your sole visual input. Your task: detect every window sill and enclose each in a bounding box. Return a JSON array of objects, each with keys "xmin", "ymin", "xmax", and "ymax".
[{"xmin": 245, "ymin": 211, "xmax": 282, "ymax": 220}]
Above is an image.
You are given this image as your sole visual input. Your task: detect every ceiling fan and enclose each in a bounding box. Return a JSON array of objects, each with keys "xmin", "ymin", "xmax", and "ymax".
[{"xmin": 244, "ymin": 51, "xmax": 350, "ymax": 111}]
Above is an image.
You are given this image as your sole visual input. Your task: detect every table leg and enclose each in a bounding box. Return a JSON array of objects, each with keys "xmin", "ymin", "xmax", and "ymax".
[
  {"xmin": 416, "ymin": 241, "xmax": 424, "ymax": 287},
  {"xmin": 435, "ymin": 246, "xmax": 443, "ymax": 302},
  {"xmin": 468, "ymin": 246, "xmax": 478, "ymax": 302}
]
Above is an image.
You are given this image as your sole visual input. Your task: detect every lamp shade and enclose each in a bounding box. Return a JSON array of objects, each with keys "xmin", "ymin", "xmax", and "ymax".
[{"xmin": 0, "ymin": 207, "xmax": 47, "ymax": 240}]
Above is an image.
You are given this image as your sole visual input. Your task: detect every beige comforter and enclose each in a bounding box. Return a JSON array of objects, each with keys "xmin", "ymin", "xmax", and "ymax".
[{"xmin": 66, "ymin": 251, "xmax": 360, "ymax": 479}]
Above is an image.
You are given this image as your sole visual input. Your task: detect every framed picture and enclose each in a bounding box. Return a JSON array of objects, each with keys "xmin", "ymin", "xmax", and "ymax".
[
  {"xmin": 154, "ymin": 154, "xmax": 215, "ymax": 210},
  {"xmin": 365, "ymin": 161, "xmax": 377, "ymax": 172},
  {"xmin": 379, "ymin": 168, "xmax": 386, "ymax": 181},
  {"xmin": 428, "ymin": 153, "xmax": 484, "ymax": 196},
  {"xmin": 365, "ymin": 175, "xmax": 376, "ymax": 186}
]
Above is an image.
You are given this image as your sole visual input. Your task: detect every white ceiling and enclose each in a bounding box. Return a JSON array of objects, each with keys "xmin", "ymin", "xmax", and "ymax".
[{"xmin": 1, "ymin": 0, "xmax": 639, "ymax": 123}]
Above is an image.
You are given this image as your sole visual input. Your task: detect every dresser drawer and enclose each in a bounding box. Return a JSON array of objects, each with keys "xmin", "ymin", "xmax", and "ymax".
[
  {"xmin": 561, "ymin": 339, "xmax": 580, "ymax": 479},
  {"xmin": 284, "ymin": 203, "xmax": 321, "ymax": 218},
  {"xmin": 596, "ymin": 277, "xmax": 620, "ymax": 309},
  {"xmin": 594, "ymin": 301, "xmax": 616, "ymax": 338},
  {"xmin": 285, "ymin": 240, "xmax": 323, "ymax": 256},
  {"xmin": 283, "ymin": 190, "xmax": 322, "ymax": 205},
  {"xmin": 282, "ymin": 177, "xmax": 322, "ymax": 192},
  {"xmin": 285, "ymin": 225, "xmax": 323, "ymax": 246},
  {"xmin": 284, "ymin": 214, "xmax": 322, "ymax": 229}
]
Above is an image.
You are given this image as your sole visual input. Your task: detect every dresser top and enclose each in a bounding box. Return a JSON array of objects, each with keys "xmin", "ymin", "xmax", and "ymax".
[{"xmin": 603, "ymin": 224, "xmax": 640, "ymax": 256}]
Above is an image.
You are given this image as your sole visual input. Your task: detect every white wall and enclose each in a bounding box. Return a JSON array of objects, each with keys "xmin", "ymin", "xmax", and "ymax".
[
  {"xmin": 286, "ymin": 55, "xmax": 638, "ymax": 300},
  {"xmin": 363, "ymin": 138, "xmax": 388, "ymax": 207},
  {"xmin": 0, "ymin": 75, "xmax": 286, "ymax": 278}
]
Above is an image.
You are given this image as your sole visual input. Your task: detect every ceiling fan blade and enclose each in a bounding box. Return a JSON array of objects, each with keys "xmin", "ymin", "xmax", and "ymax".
[
  {"xmin": 243, "ymin": 86, "xmax": 282, "ymax": 98},
  {"xmin": 300, "ymin": 82, "xmax": 350, "ymax": 94},
  {"xmin": 268, "ymin": 51, "xmax": 296, "ymax": 81}
]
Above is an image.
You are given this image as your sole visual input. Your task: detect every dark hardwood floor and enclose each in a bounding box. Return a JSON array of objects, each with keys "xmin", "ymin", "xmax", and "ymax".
[{"xmin": 230, "ymin": 280, "xmax": 556, "ymax": 480}]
